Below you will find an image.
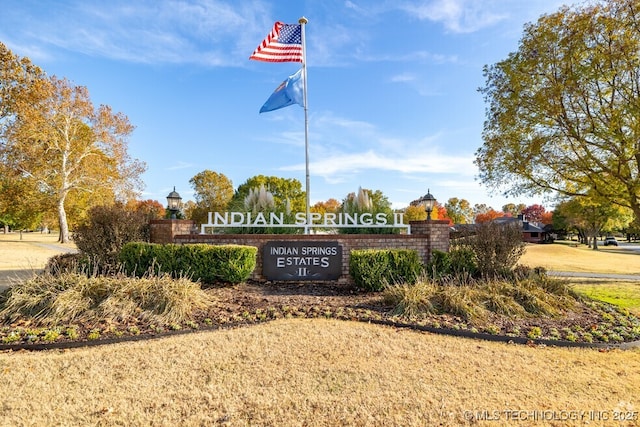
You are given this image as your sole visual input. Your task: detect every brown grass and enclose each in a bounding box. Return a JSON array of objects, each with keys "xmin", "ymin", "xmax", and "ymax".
[
  {"xmin": 0, "ymin": 232, "xmax": 76, "ymax": 270},
  {"xmin": 1, "ymin": 318, "xmax": 639, "ymax": 426},
  {"xmin": 519, "ymin": 242, "xmax": 640, "ymax": 275}
]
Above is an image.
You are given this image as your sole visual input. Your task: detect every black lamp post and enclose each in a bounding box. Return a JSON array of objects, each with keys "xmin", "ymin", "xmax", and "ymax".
[
  {"xmin": 166, "ymin": 186, "xmax": 182, "ymax": 219},
  {"xmin": 418, "ymin": 188, "xmax": 436, "ymax": 221}
]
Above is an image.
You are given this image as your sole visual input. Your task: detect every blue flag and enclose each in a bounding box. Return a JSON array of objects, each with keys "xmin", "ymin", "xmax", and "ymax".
[{"xmin": 260, "ymin": 68, "xmax": 304, "ymax": 113}]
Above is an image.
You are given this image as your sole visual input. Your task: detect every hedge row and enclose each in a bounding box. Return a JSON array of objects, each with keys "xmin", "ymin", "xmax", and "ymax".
[
  {"xmin": 349, "ymin": 249, "xmax": 423, "ymax": 291},
  {"xmin": 119, "ymin": 243, "xmax": 422, "ymax": 290},
  {"xmin": 119, "ymin": 242, "xmax": 257, "ymax": 284}
]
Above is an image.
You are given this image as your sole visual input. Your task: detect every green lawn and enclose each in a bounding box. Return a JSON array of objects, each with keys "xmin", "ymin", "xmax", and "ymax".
[{"xmin": 571, "ymin": 280, "xmax": 640, "ymax": 315}]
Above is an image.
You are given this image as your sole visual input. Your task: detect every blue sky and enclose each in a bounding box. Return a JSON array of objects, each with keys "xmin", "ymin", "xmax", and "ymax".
[{"xmin": 0, "ymin": 0, "xmax": 568, "ymax": 210}]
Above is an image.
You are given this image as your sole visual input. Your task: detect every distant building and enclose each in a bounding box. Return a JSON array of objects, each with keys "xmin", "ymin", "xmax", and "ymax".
[
  {"xmin": 493, "ymin": 214, "xmax": 550, "ymax": 243},
  {"xmin": 451, "ymin": 214, "xmax": 551, "ymax": 244}
]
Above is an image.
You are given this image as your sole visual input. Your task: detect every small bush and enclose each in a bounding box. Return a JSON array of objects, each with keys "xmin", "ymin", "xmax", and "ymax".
[
  {"xmin": 427, "ymin": 248, "xmax": 478, "ymax": 279},
  {"xmin": 73, "ymin": 203, "xmax": 149, "ymax": 274},
  {"xmin": 350, "ymin": 249, "xmax": 423, "ymax": 291},
  {"xmin": 425, "ymin": 250, "xmax": 450, "ymax": 278},
  {"xmin": 456, "ymin": 221, "xmax": 525, "ymax": 279},
  {"xmin": 44, "ymin": 253, "xmax": 88, "ymax": 275}
]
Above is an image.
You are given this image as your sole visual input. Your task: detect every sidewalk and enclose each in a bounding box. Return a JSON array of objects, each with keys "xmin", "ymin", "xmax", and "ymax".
[
  {"xmin": 0, "ymin": 234, "xmax": 77, "ymax": 292},
  {"xmin": 550, "ymin": 271, "xmax": 640, "ymax": 281}
]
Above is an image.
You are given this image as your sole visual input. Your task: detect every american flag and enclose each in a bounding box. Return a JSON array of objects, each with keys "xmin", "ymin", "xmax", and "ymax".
[{"xmin": 250, "ymin": 22, "xmax": 303, "ymax": 63}]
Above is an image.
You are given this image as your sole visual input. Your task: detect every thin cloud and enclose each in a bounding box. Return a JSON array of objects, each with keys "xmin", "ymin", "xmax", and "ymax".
[
  {"xmin": 390, "ymin": 73, "xmax": 417, "ymax": 83},
  {"xmin": 166, "ymin": 161, "xmax": 195, "ymax": 171},
  {"xmin": 400, "ymin": 0, "xmax": 506, "ymax": 33},
  {"xmin": 2, "ymin": 0, "xmax": 269, "ymax": 66}
]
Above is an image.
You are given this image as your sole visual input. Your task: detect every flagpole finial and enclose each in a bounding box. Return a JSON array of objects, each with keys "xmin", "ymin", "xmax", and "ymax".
[{"xmin": 299, "ymin": 16, "xmax": 308, "ymax": 24}]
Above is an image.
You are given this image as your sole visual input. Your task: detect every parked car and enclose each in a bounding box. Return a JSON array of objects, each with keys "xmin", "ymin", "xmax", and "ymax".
[{"xmin": 603, "ymin": 236, "xmax": 618, "ymax": 246}]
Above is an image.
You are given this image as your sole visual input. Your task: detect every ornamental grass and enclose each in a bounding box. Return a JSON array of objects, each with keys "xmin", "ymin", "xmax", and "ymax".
[
  {"xmin": 382, "ymin": 273, "xmax": 579, "ymax": 322},
  {"xmin": 0, "ymin": 271, "xmax": 214, "ymax": 327}
]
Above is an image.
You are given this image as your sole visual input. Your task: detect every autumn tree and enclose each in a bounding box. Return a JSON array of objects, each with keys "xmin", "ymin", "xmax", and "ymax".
[
  {"xmin": 1, "ymin": 44, "xmax": 145, "ymax": 243},
  {"xmin": 311, "ymin": 198, "xmax": 340, "ymax": 215},
  {"xmin": 475, "ymin": 209, "xmax": 503, "ymax": 224},
  {"xmin": 0, "ymin": 173, "xmax": 47, "ymax": 232},
  {"xmin": 431, "ymin": 203, "xmax": 452, "ymax": 224},
  {"xmin": 473, "ymin": 204, "xmax": 491, "ymax": 218},
  {"xmin": 476, "ymin": 0, "xmax": 640, "ymax": 223},
  {"xmin": 230, "ymin": 175, "xmax": 305, "ymax": 214},
  {"xmin": 126, "ymin": 199, "xmax": 165, "ymax": 221},
  {"xmin": 402, "ymin": 204, "xmax": 427, "ymax": 222},
  {"xmin": 502, "ymin": 203, "xmax": 525, "ymax": 217},
  {"xmin": 188, "ymin": 170, "xmax": 233, "ymax": 224},
  {"xmin": 554, "ymin": 194, "xmax": 631, "ymax": 250},
  {"xmin": 522, "ymin": 204, "xmax": 547, "ymax": 223},
  {"xmin": 182, "ymin": 200, "xmax": 196, "ymax": 220},
  {"xmin": 540, "ymin": 211, "xmax": 554, "ymax": 225},
  {"xmin": 445, "ymin": 197, "xmax": 473, "ymax": 224},
  {"xmin": 0, "ymin": 42, "xmax": 48, "ymax": 232}
]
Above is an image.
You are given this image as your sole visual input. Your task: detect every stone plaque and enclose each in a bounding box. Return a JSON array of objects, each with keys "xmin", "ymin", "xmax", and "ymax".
[{"xmin": 263, "ymin": 241, "xmax": 342, "ymax": 281}]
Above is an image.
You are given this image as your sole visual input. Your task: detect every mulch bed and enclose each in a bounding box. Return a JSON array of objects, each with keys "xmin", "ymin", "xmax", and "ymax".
[{"xmin": 2, "ymin": 281, "xmax": 639, "ymax": 351}]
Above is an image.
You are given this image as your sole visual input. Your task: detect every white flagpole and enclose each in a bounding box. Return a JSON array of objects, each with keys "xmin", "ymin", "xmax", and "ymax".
[{"xmin": 299, "ymin": 16, "xmax": 310, "ymax": 234}]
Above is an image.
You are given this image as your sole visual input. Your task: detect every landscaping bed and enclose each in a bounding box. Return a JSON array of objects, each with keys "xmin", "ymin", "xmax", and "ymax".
[{"xmin": 2, "ymin": 279, "xmax": 639, "ymax": 350}]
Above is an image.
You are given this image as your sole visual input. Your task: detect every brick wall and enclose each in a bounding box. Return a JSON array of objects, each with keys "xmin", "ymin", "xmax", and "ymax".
[
  {"xmin": 149, "ymin": 219, "xmax": 197, "ymax": 244},
  {"xmin": 150, "ymin": 219, "xmax": 450, "ymax": 284}
]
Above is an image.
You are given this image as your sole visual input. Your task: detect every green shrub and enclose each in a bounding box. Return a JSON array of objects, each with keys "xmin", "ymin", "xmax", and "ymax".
[
  {"xmin": 427, "ymin": 248, "xmax": 478, "ymax": 279},
  {"xmin": 120, "ymin": 243, "xmax": 257, "ymax": 284},
  {"xmin": 426, "ymin": 250, "xmax": 450, "ymax": 278},
  {"xmin": 448, "ymin": 247, "xmax": 478, "ymax": 276},
  {"xmin": 349, "ymin": 249, "xmax": 423, "ymax": 291}
]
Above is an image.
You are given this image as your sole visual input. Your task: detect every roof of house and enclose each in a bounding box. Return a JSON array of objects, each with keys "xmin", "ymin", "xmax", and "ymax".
[{"xmin": 452, "ymin": 215, "xmax": 547, "ymax": 234}]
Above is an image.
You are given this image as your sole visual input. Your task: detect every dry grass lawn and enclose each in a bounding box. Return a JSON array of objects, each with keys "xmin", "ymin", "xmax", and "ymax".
[
  {"xmin": 519, "ymin": 242, "xmax": 640, "ymax": 275},
  {"xmin": 1, "ymin": 237, "xmax": 640, "ymax": 425},
  {"xmin": 0, "ymin": 232, "xmax": 75, "ymax": 270},
  {"xmin": 1, "ymin": 318, "xmax": 639, "ymax": 426}
]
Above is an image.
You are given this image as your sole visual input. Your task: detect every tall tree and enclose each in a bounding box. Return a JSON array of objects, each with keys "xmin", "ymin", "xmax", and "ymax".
[
  {"xmin": 445, "ymin": 197, "xmax": 473, "ymax": 224},
  {"xmin": 502, "ymin": 203, "xmax": 526, "ymax": 217},
  {"xmin": 402, "ymin": 204, "xmax": 427, "ymax": 222},
  {"xmin": 0, "ymin": 42, "xmax": 48, "ymax": 232},
  {"xmin": 473, "ymin": 204, "xmax": 491, "ymax": 217},
  {"xmin": 340, "ymin": 187, "xmax": 395, "ymax": 234},
  {"xmin": 476, "ymin": 0, "xmax": 640, "ymax": 222},
  {"xmin": 126, "ymin": 199, "xmax": 166, "ymax": 220},
  {"xmin": 3, "ymin": 75, "xmax": 145, "ymax": 243},
  {"xmin": 231, "ymin": 175, "xmax": 305, "ymax": 213},
  {"xmin": 311, "ymin": 198, "xmax": 340, "ymax": 215},
  {"xmin": 554, "ymin": 194, "xmax": 630, "ymax": 250},
  {"xmin": 433, "ymin": 203, "xmax": 453, "ymax": 225},
  {"xmin": 522, "ymin": 204, "xmax": 547, "ymax": 223},
  {"xmin": 189, "ymin": 170, "xmax": 233, "ymax": 224},
  {"xmin": 475, "ymin": 209, "xmax": 503, "ymax": 224}
]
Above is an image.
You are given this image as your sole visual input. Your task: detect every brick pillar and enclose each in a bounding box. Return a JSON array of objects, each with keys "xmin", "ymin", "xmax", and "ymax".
[
  {"xmin": 150, "ymin": 219, "xmax": 196, "ymax": 244},
  {"xmin": 409, "ymin": 220, "xmax": 450, "ymax": 263}
]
